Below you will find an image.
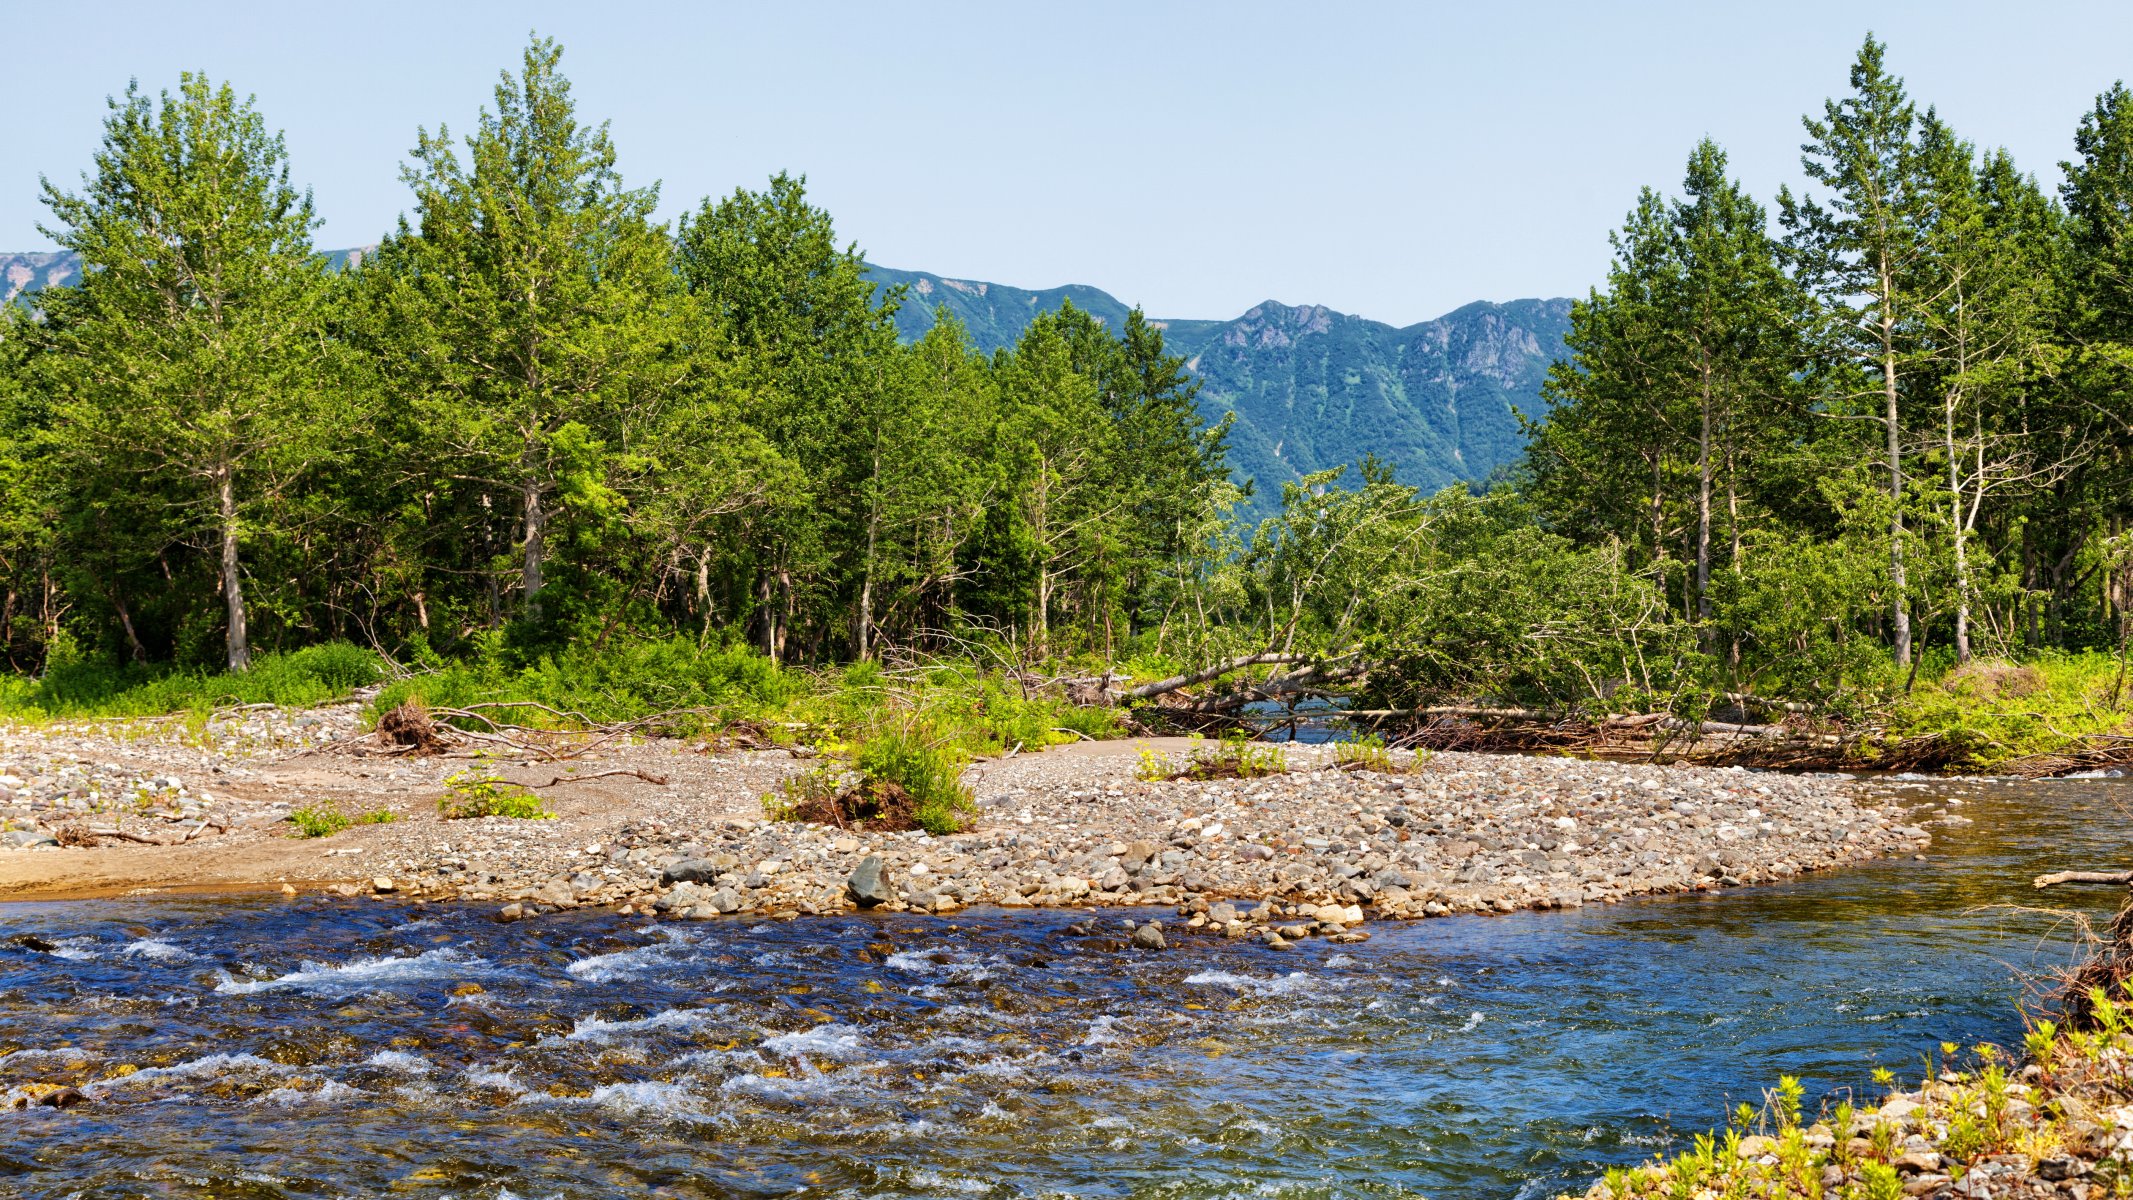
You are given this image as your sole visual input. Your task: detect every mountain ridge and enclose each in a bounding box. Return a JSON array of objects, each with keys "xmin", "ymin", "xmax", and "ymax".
[{"xmin": 2, "ymin": 249, "xmax": 1573, "ymax": 514}]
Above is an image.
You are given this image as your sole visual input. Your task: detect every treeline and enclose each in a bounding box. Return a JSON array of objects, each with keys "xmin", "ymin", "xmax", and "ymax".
[
  {"xmin": 1519, "ymin": 36, "xmax": 2133, "ymax": 700},
  {"xmin": 0, "ymin": 39, "xmax": 1228, "ymax": 675},
  {"xmin": 5, "ymin": 34, "xmax": 2132, "ymax": 723},
  {"xmin": 1102, "ymin": 35, "xmax": 2133, "ymax": 717}
]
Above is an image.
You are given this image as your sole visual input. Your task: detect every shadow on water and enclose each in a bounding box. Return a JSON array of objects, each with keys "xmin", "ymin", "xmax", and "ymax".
[{"xmin": 0, "ymin": 776, "xmax": 2127, "ymax": 1199}]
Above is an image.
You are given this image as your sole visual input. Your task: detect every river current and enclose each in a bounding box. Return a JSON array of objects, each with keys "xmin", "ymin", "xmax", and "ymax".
[{"xmin": 1, "ymin": 774, "xmax": 2127, "ymax": 1200}]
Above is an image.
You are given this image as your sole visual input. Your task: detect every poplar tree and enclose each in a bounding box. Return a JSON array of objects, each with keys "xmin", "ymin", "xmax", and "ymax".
[{"xmin": 37, "ymin": 74, "xmax": 333, "ymax": 671}]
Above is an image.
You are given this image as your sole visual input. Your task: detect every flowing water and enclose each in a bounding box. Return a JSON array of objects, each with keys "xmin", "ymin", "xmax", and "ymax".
[{"xmin": 2, "ymin": 774, "xmax": 2129, "ymax": 1200}]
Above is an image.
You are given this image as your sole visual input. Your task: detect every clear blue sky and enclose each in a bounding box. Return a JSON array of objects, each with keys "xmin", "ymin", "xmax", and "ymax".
[{"xmin": 6, "ymin": 1, "xmax": 2130, "ymax": 325}]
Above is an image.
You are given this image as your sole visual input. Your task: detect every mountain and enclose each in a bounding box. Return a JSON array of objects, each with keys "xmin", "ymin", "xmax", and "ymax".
[
  {"xmin": 865, "ymin": 264, "xmax": 1572, "ymax": 514},
  {"xmin": 3, "ymin": 250, "xmax": 1573, "ymax": 514}
]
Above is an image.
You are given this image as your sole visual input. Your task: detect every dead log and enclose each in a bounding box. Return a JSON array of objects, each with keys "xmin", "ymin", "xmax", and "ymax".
[
  {"xmin": 2035, "ymin": 870, "xmax": 2133, "ymax": 889},
  {"xmin": 1125, "ymin": 652, "xmax": 1317, "ymax": 700},
  {"xmin": 530, "ymin": 769, "xmax": 671, "ymax": 788}
]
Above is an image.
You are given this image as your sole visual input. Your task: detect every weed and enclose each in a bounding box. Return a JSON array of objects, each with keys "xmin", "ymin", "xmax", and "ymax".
[
  {"xmin": 854, "ymin": 726, "xmax": 973, "ymax": 835},
  {"xmin": 1172, "ymin": 733, "xmax": 1286, "ymax": 781},
  {"xmin": 289, "ymin": 805, "xmax": 351, "ymax": 838},
  {"xmin": 439, "ymin": 769, "xmax": 553, "ymax": 820},
  {"xmin": 1333, "ymin": 734, "xmax": 1427, "ymax": 773},
  {"xmin": 288, "ymin": 800, "xmax": 399, "ymax": 838}
]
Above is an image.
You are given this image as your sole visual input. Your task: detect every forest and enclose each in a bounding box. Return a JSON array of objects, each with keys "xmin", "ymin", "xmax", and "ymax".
[{"xmin": 1, "ymin": 35, "xmax": 2130, "ymax": 767}]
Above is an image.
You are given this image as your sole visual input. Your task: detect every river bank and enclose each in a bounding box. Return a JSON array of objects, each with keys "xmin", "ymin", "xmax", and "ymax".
[
  {"xmin": 0, "ymin": 775, "xmax": 2118, "ymax": 1199},
  {"xmin": 1572, "ymin": 980, "xmax": 2133, "ymax": 1200},
  {"xmin": 0, "ymin": 705, "xmax": 1934, "ymax": 939}
]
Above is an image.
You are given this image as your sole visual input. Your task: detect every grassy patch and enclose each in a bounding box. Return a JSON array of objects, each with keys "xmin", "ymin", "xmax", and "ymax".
[
  {"xmin": 1332, "ymin": 734, "xmax": 1426, "ymax": 773},
  {"xmin": 1885, "ymin": 651, "xmax": 2133, "ymax": 768},
  {"xmin": 768, "ymin": 724, "xmax": 976, "ymax": 835},
  {"xmin": 0, "ymin": 642, "xmax": 384, "ymax": 720},
  {"xmin": 1138, "ymin": 733, "xmax": 1288, "ymax": 782}
]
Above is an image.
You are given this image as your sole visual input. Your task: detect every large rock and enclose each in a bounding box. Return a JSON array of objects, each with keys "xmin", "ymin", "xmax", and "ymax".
[
  {"xmin": 654, "ymin": 882, "xmax": 705, "ymax": 913},
  {"xmin": 1131, "ymin": 921, "xmax": 1167, "ymax": 950},
  {"xmin": 847, "ymin": 855, "xmax": 893, "ymax": 908},
  {"xmin": 661, "ymin": 858, "xmax": 723, "ymax": 885}
]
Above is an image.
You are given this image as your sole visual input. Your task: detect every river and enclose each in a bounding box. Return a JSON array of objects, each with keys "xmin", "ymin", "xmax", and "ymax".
[{"xmin": 1, "ymin": 773, "xmax": 2126, "ymax": 1199}]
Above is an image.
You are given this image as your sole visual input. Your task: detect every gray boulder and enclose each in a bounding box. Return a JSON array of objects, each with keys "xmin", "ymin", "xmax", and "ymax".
[
  {"xmin": 661, "ymin": 858, "xmax": 723, "ymax": 885},
  {"xmin": 847, "ymin": 855, "xmax": 893, "ymax": 908},
  {"xmin": 1131, "ymin": 921, "xmax": 1167, "ymax": 950}
]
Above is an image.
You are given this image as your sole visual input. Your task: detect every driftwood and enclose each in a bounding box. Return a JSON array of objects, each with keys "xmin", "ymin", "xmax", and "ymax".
[
  {"xmin": 529, "ymin": 768, "xmax": 671, "ymax": 788},
  {"xmin": 2035, "ymin": 870, "xmax": 2133, "ymax": 889},
  {"xmin": 1126, "ymin": 652, "xmax": 1316, "ymax": 700}
]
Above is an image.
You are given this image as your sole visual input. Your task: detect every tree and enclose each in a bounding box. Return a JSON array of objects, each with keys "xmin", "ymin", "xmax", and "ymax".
[
  {"xmin": 37, "ymin": 73, "xmax": 335, "ymax": 671},
  {"xmin": 377, "ymin": 35, "xmax": 678, "ymax": 631},
  {"xmin": 1532, "ymin": 140, "xmax": 1806, "ymax": 666},
  {"xmin": 1781, "ymin": 34, "xmax": 1932, "ymax": 667},
  {"xmin": 674, "ymin": 171, "xmax": 900, "ymax": 661}
]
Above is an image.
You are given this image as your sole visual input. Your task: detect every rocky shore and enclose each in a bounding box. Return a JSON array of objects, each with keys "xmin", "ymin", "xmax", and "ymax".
[
  {"xmin": 1576, "ymin": 1014, "xmax": 2133, "ymax": 1200},
  {"xmin": 0, "ymin": 705, "xmax": 1934, "ymax": 941}
]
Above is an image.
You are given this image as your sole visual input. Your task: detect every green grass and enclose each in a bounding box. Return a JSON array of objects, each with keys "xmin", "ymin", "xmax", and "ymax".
[
  {"xmin": 1884, "ymin": 650, "xmax": 2133, "ymax": 768},
  {"xmin": 0, "ymin": 642, "xmax": 384, "ymax": 720},
  {"xmin": 369, "ymin": 636, "xmax": 805, "ymax": 738}
]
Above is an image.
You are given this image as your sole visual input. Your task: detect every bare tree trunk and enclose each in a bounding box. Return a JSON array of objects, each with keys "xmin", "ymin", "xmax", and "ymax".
[
  {"xmin": 1880, "ymin": 269, "xmax": 1911, "ymax": 668},
  {"xmin": 110, "ymin": 589, "xmax": 147, "ymax": 664},
  {"xmin": 1945, "ymin": 389, "xmax": 1973, "ymax": 664},
  {"xmin": 1695, "ymin": 361, "xmax": 1715, "ymax": 643},
  {"xmin": 218, "ymin": 467, "xmax": 250, "ymax": 672},
  {"xmin": 755, "ymin": 568, "xmax": 777, "ymax": 664},
  {"xmin": 520, "ymin": 476, "xmax": 546, "ymax": 620},
  {"xmin": 858, "ymin": 457, "xmax": 880, "ymax": 661}
]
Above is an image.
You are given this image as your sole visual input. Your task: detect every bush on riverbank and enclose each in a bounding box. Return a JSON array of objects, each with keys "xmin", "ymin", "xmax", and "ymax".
[{"xmin": 1883, "ymin": 651, "xmax": 2133, "ymax": 770}]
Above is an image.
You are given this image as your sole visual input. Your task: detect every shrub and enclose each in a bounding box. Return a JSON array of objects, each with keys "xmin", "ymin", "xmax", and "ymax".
[
  {"xmin": 2, "ymin": 642, "xmax": 386, "ymax": 720},
  {"xmin": 854, "ymin": 726, "xmax": 973, "ymax": 835},
  {"xmin": 438, "ymin": 769, "xmax": 553, "ymax": 820},
  {"xmin": 289, "ymin": 805, "xmax": 351, "ymax": 838}
]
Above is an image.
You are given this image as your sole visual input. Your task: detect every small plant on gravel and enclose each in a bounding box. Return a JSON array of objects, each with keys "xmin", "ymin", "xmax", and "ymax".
[
  {"xmin": 856, "ymin": 726, "xmax": 974, "ymax": 834},
  {"xmin": 290, "ymin": 805, "xmax": 352, "ymax": 838},
  {"xmin": 438, "ymin": 769, "xmax": 553, "ymax": 820},
  {"xmin": 764, "ymin": 725, "xmax": 974, "ymax": 834},
  {"xmin": 1333, "ymin": 734, "xmax": 1427, "ymax": 773},
  {"xmin": 1134, "ymin": 748, "xmax": 1174, "ymax": 782},
  {"xmin": 288, "ymin": 801, "xmax": 399, "ymax": 837},
  {"xmin": 1175, "ymin": 733, "xmax": 1287, "ymax": 781}
]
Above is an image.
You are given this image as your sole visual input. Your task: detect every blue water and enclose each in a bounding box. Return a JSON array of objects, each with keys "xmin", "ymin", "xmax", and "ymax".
[{"xmin": 0, "ymin": 776, "xmax": 2124, "ymax": 1199}]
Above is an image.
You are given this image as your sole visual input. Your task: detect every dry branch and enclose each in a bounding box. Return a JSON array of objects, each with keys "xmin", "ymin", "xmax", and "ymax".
[{"xmin": 529, "ymin": 768, "xmax": 671, "ymax": 788}]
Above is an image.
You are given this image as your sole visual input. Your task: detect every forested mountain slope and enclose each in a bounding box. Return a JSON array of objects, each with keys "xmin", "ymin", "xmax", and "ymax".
[
  {"xmin": 5, "ymin": 249, "xmax": 1571, "ymax": 512},
  {"xmin": 862, "ymin": 264, "xmax": 1571, "ymax": 510}
]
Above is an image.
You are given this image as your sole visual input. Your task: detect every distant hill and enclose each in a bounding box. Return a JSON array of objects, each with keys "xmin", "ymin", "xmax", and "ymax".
[
  {"xmin": 866, "ymin": 264, "xmax": 1572, "ymax": 513},
  {"xmin": 4, "ymin": 249, "xmax": 1573, "ymax": 515}
]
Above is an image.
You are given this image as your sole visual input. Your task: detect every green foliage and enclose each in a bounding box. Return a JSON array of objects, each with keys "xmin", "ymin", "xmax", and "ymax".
[
  {"xmin": 289, "ymin": 805, "xmax": 350, "ymax": 839},
  {"xmin": 0, "ymin": 642, "xmax": 383, "ymax": 719},
  {"xmin": 288, "ymin": 800, "xmax": 397, "ymax": 838},
  {"xmin": 1148, "ymin": 733, "xmax": 1286, "ymax": 781},
  {"xmin": 370, "ymin": 635, "xmax": 802, "ymax": 736},
  {"xmin": 438, "ymin": 769, "xmax": 553, "ymax": 820},
  {"xmin": 853, "ymin": 726, "xmax": 974, "ymax": 835},
  {"xmin": 1334, "ymin": 734, "xmax": 1417, "ymax": 773},
  {"xmin": 1887, "ymin": 652, "xmax": 2133, "ymax": 768}
]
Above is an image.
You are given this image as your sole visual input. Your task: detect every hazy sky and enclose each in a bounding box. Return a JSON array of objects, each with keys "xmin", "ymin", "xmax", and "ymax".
[{"xmin": 7, "ymin": 2, "xmax": 2131, "ymax": 325}]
